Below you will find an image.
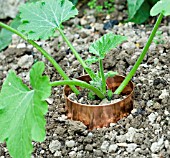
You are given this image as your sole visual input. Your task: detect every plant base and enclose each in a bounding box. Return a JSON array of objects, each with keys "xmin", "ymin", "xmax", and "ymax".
[{"xmin": 64, "ymin": 75, "xmax": 134, "ymax": 130}]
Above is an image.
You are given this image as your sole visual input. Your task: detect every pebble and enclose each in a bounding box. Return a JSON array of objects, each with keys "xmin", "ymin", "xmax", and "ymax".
[
  {"xmin": 146, "ymin": 100, "xmax": 154, "ymax": 107},
  {"xmin": 65, "ymin": 140, "xmax": 75, "ymax": 148},
  {"xmin": 103, "ymin": 20, "xmax": 119, "ymax": 30},
  {"xmin": 80, "ymin": 17, "xmax": 88, "ymax": 25},
  {"xmin": 93, "ymin": 23, "xmax": 103, "ymax": 31},
  {"xmin": 17, "ymin": 43, "xmax": 26, "ymax": 49},
  {"xmin": 99, "ymin": 98, "xmax": 110, "ymax": 105},
  {"xmin": 54, "ymin": 150, "xmax": 62, "ymax": 157},
  {"xmin": 85, "ymin": 144, "xmax": 93, "ymax": 151},
  {"xmin": 17, "ymin": 54, "xmax": 33, "ymax": 69},
  {"xmin": 69, "ymin": 151, "xmax": 77, "ymax": 158},
  {"xmin": 126, "ymin": 143, "xmax": 137, "ymax": 153},
  {"xmin": 150, "ymin": 137, "xmax": 164, "ymax": 153},
  {"xmin": 49, "ymin": 140, "xmax": 61, "ymax": 153},
  {"xmin": 125, "ymin": 127, "xmax": 137, "ymax": 142},
  {"xmin": 159, "ymin": 89, "xmax": 169, "ymax": 99},
  {"xmin": 148, "ymin": 112, "xmax": 158, "ymax": 124},
  {"xmin": 164, "ymin": 140, "xmax": 169, "ymax": 149},
  {"xmin": 101, "ymin": 141, "xmax": 109, "ymax": 153},
  {"xmin": 108, "ymin": 144, "xmax": 118, "ymax": 153}
]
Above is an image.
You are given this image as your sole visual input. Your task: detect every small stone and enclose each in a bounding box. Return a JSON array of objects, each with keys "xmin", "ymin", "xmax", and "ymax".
[
  {"xmin": 108, "ymin": 144, "xmax": 118, "ymax": 153},
  {"xmin": 87, "ymin": 132, "xmax": 93, "ymax": 137},
  {"xmin": 151, "ymin": 137, "xmax": 164, "ymax": 153},
  {"xmin": 49, "ymin": 140, "xmax": 61, "ymax": 153},
  {"xmin": 131, "ymin": 108, "xmax": 137, "ymax": 114},
  {"xmin": 40, "ymin": 150, "xmax": 45, "ymax": 154},
  {"xmin": 69, "ymin": 151, "xmax": 76, "ymax": 158},
  {"xmin": 153, "ymin": 102, "xmax": 161, "ymax": 109},
  {"xmin": 93, "ymin": 23, "xmax": 103, "ymax": 31},
  {"xmin": 151, "ymin": 154, "xmax": 160, "ymax": 158},
  {"xmin": 164, "ymin": 110, "xmax": 169, "ymax": 115},
  {"xmin": 164, "ymin": 140, "xmax": 169, "ymax": 149},
  {"xmin": 116, "ymin": 143, "xmax": 128, "ymax": 147},
  {"xmin": 65, "ymin": 140, "xmax": 75, "ymax": 148},
  {"xmin": 148, "ymin": 112, "xmax": 158, "ymax": 124},
  {"xmin": 159, "ymin": 89, "xmax": 169, "ymax": 99},
  {"xmin": 99, "ymin": 98, "xmax": 110, "ymax": 105},
  {"xmin": 46, "ymin": 98, "xmax": 54, "ymax": 104},
  {"xmin": 76, "ymin": 152, "xmax": 83, "ymax": 158},
  {"xmin": 103, "ymin": 20, "xmax": 119, "ymax": 30},
  {"xmin": 126, "ymin": 143, "xmax": 137, "ymax": 153},
  {"xmin": 147, "ymin": 100, "xmax": 154, "ymax": 107},
  {"xmin": 116, "ymin": 135, "xmax": 126, "ymax": 143},
  {"xmin": 153, "ymin": 58, "xmax": 159, "ymax": 65},
  {"xmin": 80, "ymin": 17, "xmax": 88, "ymax": 25},
  {"xmin": 17, "ymin": 54, "xmax": 33, "ymax": 69},
  {"xmin": 68, "ymin": 93, "xmax": 77, "ymax": 101},
  {"xmin": 54, "ymin": 151, "xmax": 62, "ymax": 157},
  {"xmin": 17, "ymin": 43, "xmax": 26, "ymax": 49},
  {"xmin": 125, "ymin": 127, "xmax": 137, "ymax": 142},
  {"xmin": 85, "ymin": 144, "xmax": 93, "ymax": 151},
  {"xmin": 101, "ymin": 141, "xmax": 109, "ymax": 153}
]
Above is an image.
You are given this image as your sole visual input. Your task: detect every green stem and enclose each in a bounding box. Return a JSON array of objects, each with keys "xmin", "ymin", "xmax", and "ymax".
[
  {"xmin": 99, "ymin": 59, "xmax": 106, "ymax": 94},
  {"xmin": 57, "ymin": 28, "xmax": 96, "ymax": 79},
  {"xmin": 50, "ymin": 80, "xmax": 105, "ymax": 99},
  {"xmin": 0, "ymin": 22, "xmax": 79, "ymax": 95},
  {"xmin": 114, "ymin": 13, "xmax": 164, "ymax": 94}
]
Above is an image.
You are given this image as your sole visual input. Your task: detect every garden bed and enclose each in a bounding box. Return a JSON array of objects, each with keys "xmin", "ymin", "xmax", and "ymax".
[{"xmin": 0, "ymin": 3, "xmax": 170, "ymax": 158}]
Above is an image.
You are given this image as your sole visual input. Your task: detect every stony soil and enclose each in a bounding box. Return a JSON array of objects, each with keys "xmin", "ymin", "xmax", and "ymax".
[{"xmin": 0, "ymin": 1, "xmax": 170, "ymax": 158}]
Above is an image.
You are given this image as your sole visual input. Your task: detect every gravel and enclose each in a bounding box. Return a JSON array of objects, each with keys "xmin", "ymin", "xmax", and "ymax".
[{"xmin": 0, "ymin": 1, "xmax": 170, "ymax": 157}]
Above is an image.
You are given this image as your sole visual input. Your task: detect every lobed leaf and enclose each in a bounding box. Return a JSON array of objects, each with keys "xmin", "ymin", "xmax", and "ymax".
[
  {"xmin": 128, "ymin": 1, "xmax": 151, "ymax": 24},
  {"xmin": 85, "ymin": 56, "xmax": 99, "ymax": 65},
  {"xmin": 0, "ymin": 15, "xmax": 21, "ymax": 52},
  {"xmin": 127, "ymin": 0, "xmax": 144, "ymax": 19},
  {"xmin": 89, "ymin": 33, "xmax": 127, "ymax": 59},
  {"xmin": 104, "ymin": 71, "xmax": 118, "ymax": 79},
  {"xmin": 18, "ymin": 0, "xmax": 78, "ymax": 40},
  {"xmin": 0, "ymin": 62, "xmax": 51, "ymax": 158},
  {"xmin": 150, "ymin": 0, "xmax": 170, "ymax": 16}
]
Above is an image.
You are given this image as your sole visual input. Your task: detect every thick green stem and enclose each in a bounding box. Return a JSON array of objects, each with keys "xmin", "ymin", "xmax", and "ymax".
[
  {"xmin": 114, "ymin": 13, "xmax": 164, "ymax": 94},
  {"xmin": 0, "ymin": 22, "xmax": 79, "ymax": 95},
  {"xmin": 57, "ymin": 28, "xmax": 96, "ymax": 80},
  {"xmin": 99, "ymin": 59, "xmax": 106, "ymax": 94},
  {"xmin": 50, "ymin": 80, "xmax": 105, "ymax": 99}
]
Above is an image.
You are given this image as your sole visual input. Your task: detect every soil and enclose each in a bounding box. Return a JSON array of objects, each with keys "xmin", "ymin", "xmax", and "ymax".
[
  {"xmin": 67, "ymin": 90, "xmax": 127, "ymax": 105},
  {"xmin": 0, "ymin": 1, "xmax": 170, "ymax": 158}
]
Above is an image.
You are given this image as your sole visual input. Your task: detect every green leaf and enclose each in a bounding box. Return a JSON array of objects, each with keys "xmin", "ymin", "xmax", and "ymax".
[
  {"xmin": 18, "ymin": 0, "xmax": 78, "ymax": 40},
  {"xmin": 0, "ymin": 15, "xmax": 21, "ymax": 52},
  {"xmin": 128, "ymin": 0, "xmax": 151, "ymax": 24},
  {"xmin": 69, "ymin": 0, "xmax": 78, "ymax": 5},
  {"xmin": 127, "ymin": 0, "xmax": 144, "ymax": 19},
  {"xmin": 0, "ymin": 61, "xmax": 51, "ymax": 158},
  {"xmin": 104, "ymin": 71, "xmax": 118, "ymax": 79},
  {"xmin": 150, "ymin": 0, "xmax": 170, "ymax": 16},
  {"xmin": 89, "ymin": 33, "xmax": 127, "ymax": 59},
  {"xmin": 85, "ymin": 56, "xmax": 99, "ymax": 65}
]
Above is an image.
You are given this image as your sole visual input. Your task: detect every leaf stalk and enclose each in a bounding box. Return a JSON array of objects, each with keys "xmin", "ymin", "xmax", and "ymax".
[
  {"xmin": 114, "ymin": 13, "xmax": 164, "ymax": 94},
  {"xmin": 50, "ymin": 80, "xmax": 105, "ymax": 99},
  {"xmin": 99, "ymin": 59, "xmax": 106, "ymax": 94}
]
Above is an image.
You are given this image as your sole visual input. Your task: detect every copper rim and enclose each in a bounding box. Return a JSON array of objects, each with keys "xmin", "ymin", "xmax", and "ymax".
[{"xmin": 64, "ymin": 75, "xmax": 134, "ymax": 130}]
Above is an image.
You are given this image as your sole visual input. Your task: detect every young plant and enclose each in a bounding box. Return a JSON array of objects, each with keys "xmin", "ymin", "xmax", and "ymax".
[
  {"xmin": 0, "ymin": 0, "xmax": 169, "ymax": 157},
  {"xmin": 88, "ymin": 0, "xmax": 115, "ymax": 14}
]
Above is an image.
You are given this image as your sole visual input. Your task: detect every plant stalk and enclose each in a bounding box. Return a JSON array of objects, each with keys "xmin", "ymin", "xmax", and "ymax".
[
  {"xmin": 114, "ymin": 13, "xmax": 164, "ymax": 94},
  {"xmin": 99, "ymin": 59, "xmax": 106, "ymax": 94},
  {"xmin": 0, "ymin": 22, "xmax": 79, "ymax": 95},
  {"xmin": 50, "ymin": 80, "xmax": 105, "ymax": 99},
  {"xmin": 57, "ymin": 28, "xmax": 96, "ymax": 79}
]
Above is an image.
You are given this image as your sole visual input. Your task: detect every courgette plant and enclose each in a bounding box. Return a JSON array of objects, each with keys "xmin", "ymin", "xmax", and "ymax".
[{"xmin": 0, "ymin": 0, "xmax": 169, "ymax": 157}]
